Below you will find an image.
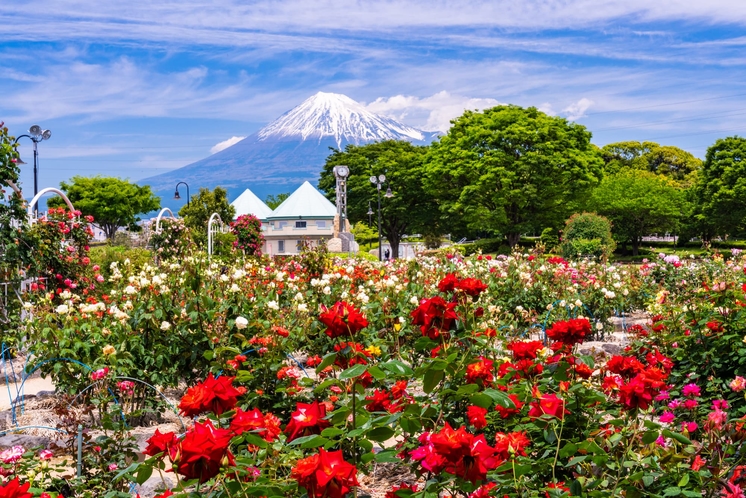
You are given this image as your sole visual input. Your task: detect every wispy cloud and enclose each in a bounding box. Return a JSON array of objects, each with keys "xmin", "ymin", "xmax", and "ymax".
[
  {"xmin": 211, "ymin": 136, "xmax": 246, "ymax": 153},
  {"xmin": 563, "ymin": 98, "xmax": 594, "ymax": 121}
]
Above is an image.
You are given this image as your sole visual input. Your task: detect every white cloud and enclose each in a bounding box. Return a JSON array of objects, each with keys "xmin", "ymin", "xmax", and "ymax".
[
  {"xmin": 365, "ymin": 91, "xmax": 503, "ymax": 132},
  {"xmin": 562, "ymin": 98, "xmax": 594, "ymax": 121},
  {"xmin": 210, "ymin": 136, "xmax": 245, "ymax": 154}
]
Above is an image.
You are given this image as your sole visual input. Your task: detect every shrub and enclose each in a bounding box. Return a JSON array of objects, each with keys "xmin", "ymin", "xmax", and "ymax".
[
  {"xmin": 149, "ymin": 218, "xmax": 191, "ymax": 260},
  {"xmin": 561, "ymin": 212, "xmax": 615, "ymax": 260},
  {"xmin": 89, "ymin": 245, "xmax": 152, "ymax": 278},
  {"xmin": 539, "ymin": 227, "xmax": 559, "ymax": 251},
  {"xmin": 230, "ymin": 214, "xmax": 264, "ymax": 256}
]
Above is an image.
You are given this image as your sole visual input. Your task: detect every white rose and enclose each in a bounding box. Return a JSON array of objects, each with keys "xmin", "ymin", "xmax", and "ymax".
[
  {"xmin": 55, "ymin": 304, "xmax": 69, "ymax": 314},
  {"xmin": 235, "ymin": 316, "xmax": 248, "ymax": 329},
  {"xmin": 267, "ymin": 300, "xmax": 279, "ymax": 310},
  {"xmin": 297, "ymin": 303, "xmax": 308, "ymax": 312},
  {"xmin": 160, "ymin": 321, "xmax": 171, "ymax": 331},
  {"xmin": 124, "ymin": 285, "xmax": 137, "ymax": 295},
  {"xmin": 323, "ymin": 286, "xmax": 331, "ymax": 295}
]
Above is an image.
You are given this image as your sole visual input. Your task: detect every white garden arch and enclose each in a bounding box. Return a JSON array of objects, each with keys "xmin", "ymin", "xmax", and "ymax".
[
  {"xmin": 154, "ymin": 208, "xmax": 176, "ymax": 233},
  {"xmin": 27, "ymin": 187, "xmax": 75, "ymax": 223},
  {"xmin": 207, "ymin": 212, "xmax": 224, "ymax": 259}
]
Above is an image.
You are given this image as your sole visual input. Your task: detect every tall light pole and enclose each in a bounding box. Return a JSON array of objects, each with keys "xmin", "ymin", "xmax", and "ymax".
[
  {"xmin": 370, "ymin": 175, "xmax": 393, "ymax": 261},
  {"xmin": 14, "ymin": 125, "xmax": 52, "ymax": 209},
  {"xmin": 174, "ymin": 181, "xmax": 190, "ymax": 207}
]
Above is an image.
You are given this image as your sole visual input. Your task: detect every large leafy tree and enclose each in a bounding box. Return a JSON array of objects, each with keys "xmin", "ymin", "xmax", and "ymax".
[
  {"xmin": 591, "ymin": 168, "xmax": 684, "ymax": 255},
  {"xmin": 50, "ymin": 176, "xmax": 160, "ymax": 239},
  {"xmin": 178, "ymin": 187, "xmax": 236, "ymax": 246},
  {"xmin": 424, "ymin": 105, "xmax": 604, "ymax": 246},
  {"xmin": 318, "ymin": 140, "xmax": 437, "ymax": 260},
  {"xmin": 601, "ymin": 141, "xmax": 701, "ymax": 185},
  {"xmin": 0, "ymin": 124, "xmax": 32, "ymax": 283},
  {"xmin": 265, "ymin": 193, "xmax": 290, "ymax": 210},
  {"xmin": 693, "ymin": 136, "xmax": 746, "ymax": 239}
]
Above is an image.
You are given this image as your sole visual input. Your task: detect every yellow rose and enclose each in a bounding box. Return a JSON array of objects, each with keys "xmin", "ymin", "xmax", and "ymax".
[
  {"xmin": 102, "ymin": 345, "xmax": 116, "ymax": 355},
  {"xmin": 365, "ymin": 345, "xmax": 382, "ymax": 357}
]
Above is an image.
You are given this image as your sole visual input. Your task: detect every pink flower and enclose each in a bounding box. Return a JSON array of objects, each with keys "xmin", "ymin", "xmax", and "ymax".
[
  {"xmin": 731, "ymin": 376, "xmax": 746, "ymax": 392},
  {"xmin": 683, "ymin": 399, "xmax": 698, "ymax": 410},
  {"xmin": 659, "ymin": 411, "xmax": 675, "ymax": 423},
  {"xmin": 91, "ymin": 368, "xmax": 110, "ymax": 381},
  {"xmin": 655, "ymin": 435, "xmax": 667, "ymax": 447},
  {"xmin": 654, "ymin": 390, "xmax": 670, "ymax": 401},
  {"xmin": 682, "ymin": 383, "xmax": 701, "ymax": 398},
  {"xmin": 38, "ymin": 449, "xmax": 53, "ymax": 460},
  {"xmin": 108, "ymin": 463, "xmax": 118, "ymax": 471},
  {"xmin": 721, "ymin": 482, "xmax": 746, "ymax": 498},
  {"xmin": 713, "ymin": 399, "xmax": 729, "ymax": 410},
  {"xmin": 0, "ymin": 445, "xmax": 24, "ymax": 463},
  {"xmin": 668, "ymin": 399, "xmax": 682, "ymax": 410},
  {"xmin": 681, "ymin": 421, "xmax": 698, "ymax": 433},
  {"xmin": 706, "ymin": 409, "xmax": 728, "ymax": 431}
]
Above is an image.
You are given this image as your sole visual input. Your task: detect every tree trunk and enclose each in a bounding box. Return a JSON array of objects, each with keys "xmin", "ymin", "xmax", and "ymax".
[
  {"xmin": 632, "ymin": 238, "xmax": 640, "ymax": 256},
  {"xmin": 389, "ymin": 235, "xmax": 401, "ymax": 261},
  {"xmin": 507, "ymin": 233, "xmax": 521, "ymax": 248}
]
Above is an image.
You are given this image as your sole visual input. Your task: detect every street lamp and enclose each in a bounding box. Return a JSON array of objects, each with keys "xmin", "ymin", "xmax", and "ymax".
[
  {"xmin": 367, "ymin": 201, "xmax": 373, "ymax": 226},
  {"xmin": 14, "ymin": 125, "xmax": 52, "ymax": 204},
  {"xmin": 174, "ymin": 181, "xmax": 190, "ymax": 207},
  {"xmin": 370, "ymin": 174, "xmax": 393, "ymax": 261}
]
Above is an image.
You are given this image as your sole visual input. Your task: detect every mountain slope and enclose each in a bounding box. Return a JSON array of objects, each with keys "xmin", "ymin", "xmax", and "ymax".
[{"xmin": 140, "ymin": 92, "xmax": 437, "ymax": 206}]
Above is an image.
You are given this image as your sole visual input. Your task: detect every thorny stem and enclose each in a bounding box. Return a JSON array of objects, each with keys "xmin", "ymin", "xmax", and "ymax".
[{"xmin": 552, "ymin": 399, "xmax": 567, "ymax": 482}]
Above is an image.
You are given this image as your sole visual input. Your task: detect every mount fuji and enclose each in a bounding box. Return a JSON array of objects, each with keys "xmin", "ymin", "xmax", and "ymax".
[{"xmin": 141, "ymin": 92, "xmax": 438, "ymax": 206}]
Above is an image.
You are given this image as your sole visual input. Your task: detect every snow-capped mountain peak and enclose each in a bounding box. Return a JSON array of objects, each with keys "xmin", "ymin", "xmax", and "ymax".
[{"xmin": 257, "ymin": 92, "xmax": 425, "ymax": 147}]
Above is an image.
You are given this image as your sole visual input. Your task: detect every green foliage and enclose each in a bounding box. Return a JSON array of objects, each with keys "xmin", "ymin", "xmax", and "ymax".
[
  {"xmin": 540, "ymin": 227, "xmax": 559, "ymax": 251},
  {"xmin": 591, "ymin": 168, "xmax": 684, "ymax": 255},
  {"xmin": 178, "ymin": 187, "xmax": 236, "ymax": 246},
  {"xmin": 265, "ymin": 192, "xmax": 290, "ymax": 209},
  {"xmin": 299, "ymin": 238, "xmax": 330, "ymax": 278},
  {"xmin": 350, "ymin": 221, "xmax": 377, "ymax": 246},
  {"xmin": 693, "ymin": 136, "xmax": 746, "ymax": 238},
  {"xmin": 319, "ymin": 140, "xmax": 438, "ymax": 260},
  {"xmin": 601, "ymin": 141, "xmax": 702, "ymax": 185},
  {"xmin": 0, "ymin": 125, "xmax": 32, "ymax": 284},
  {"xmin": 49, "ymin": 176, "xmax": 160, "ymax": 239},
  {"xmin": 561, "ymin": 212, "xmax": 615, "ymax": 260},
  {"xmin": 89, "ymin": 245, "xmax": 152, "ymax": 278},
  {"xmin": 424, "ymin": 105, "xmax": 604, "ymax": 247}
]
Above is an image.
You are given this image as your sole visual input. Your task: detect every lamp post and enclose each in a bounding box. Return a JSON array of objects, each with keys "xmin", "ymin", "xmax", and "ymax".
[
  {"xmin": 14, "ymin": 125, "xmax": 51, "ymax": 209},
  {"xmin": 174, "ymin": 181, "xmax": 190, "ymax": 207},
  {"xmin": 369, "ymin": 175, "xmax": 393, "ymax": 261}
]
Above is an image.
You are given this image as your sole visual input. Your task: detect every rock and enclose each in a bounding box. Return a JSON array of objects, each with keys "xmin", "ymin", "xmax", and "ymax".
[
  {"xmin": 133, "ymin": 473, "xmax": 175, "ymax": 498},
  {"xmin": 602, "ymin": 344, "xmax": 623, "ymax": 355}
]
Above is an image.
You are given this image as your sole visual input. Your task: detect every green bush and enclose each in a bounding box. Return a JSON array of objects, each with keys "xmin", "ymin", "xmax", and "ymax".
[
  {"xmin": 540, "ymin": 227, "xmax": 559, "ymax": 251},
  {"xmin": 561, "ymin": 212, "xmax": 615, "ymax": 260},
  {"xmin": 89, "ymin": 245, "xmax": 152, "ymax": 277}
]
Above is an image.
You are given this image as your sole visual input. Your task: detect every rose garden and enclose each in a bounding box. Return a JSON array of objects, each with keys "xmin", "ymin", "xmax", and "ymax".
[{"xmin": 2, "ymin": 123, "xmax": 746, "ymax": 498}]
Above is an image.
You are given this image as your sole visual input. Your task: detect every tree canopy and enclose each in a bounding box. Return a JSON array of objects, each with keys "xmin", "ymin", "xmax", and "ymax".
[
  {"xmin": 693, "ymin": 136, "xmax": 746, "ymax": 238},
  {"xmin": 265, "ymin": 193, "xmax": 290, "ymax": 210},
  {"xmin": 591, "ymin": 168, "xmax": 684, "ymax": 255},
  {"xmin": 424, "ymin": 105, "xmax": 604, "ymax": 246},
  {"xmin": 318, "ymin": 140, "xmax": 437, "ymax": 260},
  {"xmin": 50, "ymin": 176, "xmax": 160, "ymax": 239},
  {"xmin": 600, "ymin": 141, "xmax": 701, "ymax": 184},
  {"xmin": 178, "ymin": 187, "xmax": 236, "ymax": 245}
]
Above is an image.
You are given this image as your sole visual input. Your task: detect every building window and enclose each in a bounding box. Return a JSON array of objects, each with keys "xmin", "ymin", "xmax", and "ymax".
[
  {"xmin": 278, "ymin": 240, "xmax": 285, "ymax": 253},
  {"xmin": 295, "ymin": 221, "xmax": 307, "ymax": 228},
  {"xmin": 316, "ymin": 221, "xmax": 326, "ymax": 228},
  {"xmin": 297, "ymin": 240, "xmax": 304, "ymax": 251}
]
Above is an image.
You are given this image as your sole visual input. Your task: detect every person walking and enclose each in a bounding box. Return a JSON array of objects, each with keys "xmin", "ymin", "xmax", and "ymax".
[{"xmin": 384, "ymin": 248, "xmax": 390, "ymax": 260}]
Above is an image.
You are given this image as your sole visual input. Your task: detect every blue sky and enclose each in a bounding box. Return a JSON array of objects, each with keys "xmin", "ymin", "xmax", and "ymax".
[{"xmin": 2, "ymin": 0, "xmax": 746, "ymax": 196}]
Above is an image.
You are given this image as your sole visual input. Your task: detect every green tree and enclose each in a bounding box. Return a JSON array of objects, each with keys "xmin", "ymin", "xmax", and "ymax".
[
  {"xmin": 318, "ymin": 140, "xmax": 438, "ymax": 260},
  {"xmin": 425, "ymin": 105, "xmax": 604, "ymax": 247},
  {"xmin": 601, "ymin": 141, "xmax": 701, "ymax": 185},
  {"xmin": 49, "ymin": 176, "xmax": 160, "ymax": 240},
  {"xmin": 350, "ymin": 222, "xmax": 378, "ymax": 249},
  {"xmin": 0, "ymin": 125, "xmax": 32, "ymax": 283},
  {"xmin": 693, "ymin": 136, "xmax": 746, "ymax": 239},
  {"xmin": 178, "ymin": 187, "xmax": 236, "ymax": 246},
  {"xmin": 560, "ymin": 212, "xmax": 615, "ymax": 261},
  {"xmin": 265, "ymin": 192, "xmax": 290, "ymax": 210},
  {"xmin": 591, "ymin": 168, "xmax": 684, "ymax": 255}
]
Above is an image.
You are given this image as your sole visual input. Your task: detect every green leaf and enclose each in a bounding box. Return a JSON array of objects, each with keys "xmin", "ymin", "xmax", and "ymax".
[
  {"xmin": 456, "ymin": 384, "xmax": 480, "ymax": 395},
  {"xmin": 483, "ymin": 388, "xmax": 515, "ymax": 408},
  {"xmin": 135, "ymin": 464, "xmax": 153, "ymax": 485},
  {"xmin": 288, "ymin": 435, "xmax": 328, "ymax": 448},
  {"xmin": 559, "ymin": 442, "xmax": 577, "ymax": 458},
  {"xmin": 243, "ymin": 433, "xmax": 269, "ymax": 449},
  {"xmin": 375, "ymin": 450, "xmax": 401, "ymax": 463},
  {"xmin": 339, "ymin": 364, "xmax": 367, "ymax": 380},
  {"xmin": 423, "ymin": 369, "xmax": 444, "ymax": 393},
  {"xmin": 469, "ymin": 393, "xmax": 492, "ymax": 409},
  {"xmin": 380, "ymin": 360, "xmax": 414, "ymax": 376},
  {"xmin": 367, "ymin": 365, "xmax": 386, "ymax": 381},
  {"xmin": 565, "ymin": 455, "xmax": 587, "ymax": 466},
  {"xmin": 320, "ymin": 427, "xmax": 345, "ymax": 438},
  {"xmin": 663, "ymin": 487, "xmax": 682, "ymax": 497},
  {"xmin": 367, "ymin": 426, "xmax": 395, "ymax": 442},
  {"xmin": 315, "ymin": 353, "xmax": 337, "ymax": 373},
  {"xmin": 642, "ymin": 431, "xmax": 660, "ymax": 445},
  {"xmin": 678, "ymin": 474, "xmax": 690, "ymax": 487},
  {"xmin": 663, "ymin": 429, "xmax": 692, "ymax": 445}
]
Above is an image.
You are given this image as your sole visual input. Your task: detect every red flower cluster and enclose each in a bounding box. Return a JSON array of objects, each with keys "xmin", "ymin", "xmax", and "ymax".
[
  {"xmin": 230, "ymin": 407, "xmax": 282, "ymax": 442},
  {"xmin": 385, "ymin": 483, "xmax": 419, "ymax": 498},
  {"xmin": 467, "ymin": 405, "xmax": 488, "ymax": 429},
  {"xmin": 507, "ymin": 340, "xmax": 544, "ymax": 360},
  {"xmin": 411, "ymin": 423, "xmax": 501, "ymax": 483},
  {"xmin": 0, "ymin": 478, "xmax": 32, "ymax": 498},
  {"xmin": 319, "ymin": 301, "xmax": 369, "ymax": 338},
  {"xmin": 617, "ymin": 367, "xmax": 667, "ymax": 410},
  {"xmin": 528, "ymin": 393, "xmax": 569, "ymax": 421},
  {"xmin": 494, "ymin": 431, "xmax": 531, "ymax": 460},
  {"xmin": 546, "ymin": 318, "xmax": 592, "ymax": 346},
  {"xmin": 291, "ymin": 448, "xmax": 359, "ymax": 498},
  {"xmin": 437, "ymin": 274, "xmax": 488, "ymax": 297},
  {"xmin": 174, "ymin": 420, "xmax": 234, "ymax": 483},
  {"xmin": 606, "ymin": 355, "xmax": 645, "ymax": 378},
  {"xmin": 465, "ymin": 357, "xmax": 494, "ymax": 386},
  {"xmin": 411, "ymin": 296, "xmax": 459, "ymax": 340},
  {"xmin": 178, "ymin": 374, "xmax": 247, "ymax": 417},
  {"xmin": 365, "ymin": 381, "xmax": 411, "ymax": 413},
  {"xmin": 285, "ymin": 401, "xmax": 331, "ymax": 442}
]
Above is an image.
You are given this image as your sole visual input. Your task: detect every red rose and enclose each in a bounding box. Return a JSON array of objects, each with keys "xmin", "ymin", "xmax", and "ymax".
[
  {"xmin": 319, "ymin": 301, "xmax": 369, "ymax": 338},
  {"xmin": 494, "ymin": 431, "xmax": 531, "ymax": 459},
  {"xmin": 291, "ymin": 448, "xmax": 359, "ymax": 498},
  {"xmin": 467, "ymin": 405, "xmax": 488, "ymax": 429},
  {"xmin": 174, "ymin": 420, "xmax": 234, "ymax": 483},
  {"xmin": 456, "ymin": 278, "xmax": 488, "ymax": 297},
  {"xmin": 438, "ymin": 273, "xmax": 460, "ymax": 293},
  {"xmin": 144, "ymin": 429, "xmax": 178, "ymax": 459},
  {"xmin": 0, "ymin": 478, "xmax": 32, "ymax": 498},
  {"xmin": 179, "ymin": 374, "xmax": 246, "ymax": 417},
  {"xmin": 507, "ymin": 340, "xmax": 544, "ymax": 360},
  {"xmin": 411, "ymin": 296, "xmax": 459, "ymax": 340},
  {"xmin": 386, "ymin": 483, "xmax": 419, "ymax": 498},
  {"xmin": 528, "ymin": 393, "xmax": 569, "ymax": 420},
  {"xmin": 230, "ymin": 407, "xmax": 282, "ymax": 442},
  {"xmin": 546, "ymin": 318, "xmax": 591, "ymax": 346},
  {"xmin": 284, "ymin": 401, "xmax": 331, "ymax": 442},
  {"xmin": 495, "ymin": 394, "xmax": 523, "ymax": 419},
  {"xmin": 465, "ymin": 357, "xmax": 494, "ymax": 386}
]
